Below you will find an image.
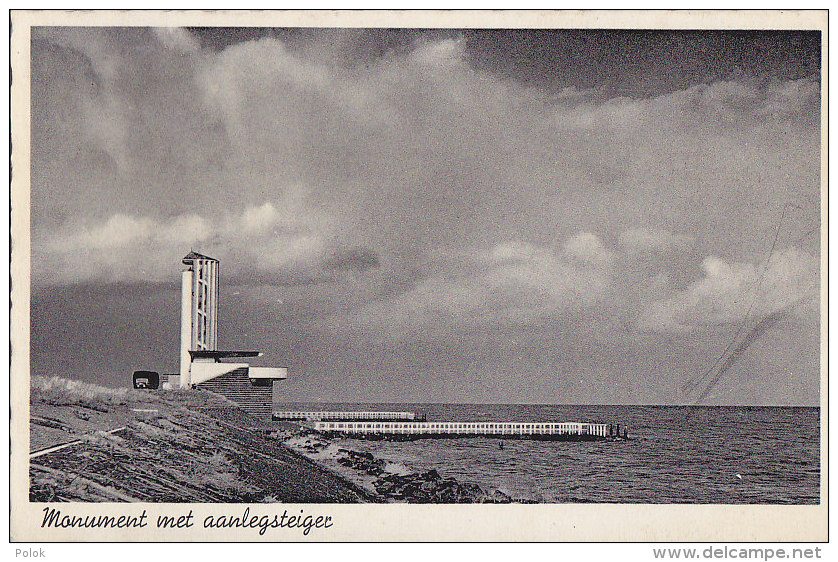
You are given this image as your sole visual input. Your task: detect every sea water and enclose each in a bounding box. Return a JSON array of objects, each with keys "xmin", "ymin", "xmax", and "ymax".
[{"xmin": 275, "ymin": 403, "xmax": 820, "ymax": 504}]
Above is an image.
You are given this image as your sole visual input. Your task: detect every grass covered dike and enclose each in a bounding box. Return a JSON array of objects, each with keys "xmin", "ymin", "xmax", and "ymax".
[{"xmin": 29, "ymin": 376, "xmax": 375, "ymax": 503}]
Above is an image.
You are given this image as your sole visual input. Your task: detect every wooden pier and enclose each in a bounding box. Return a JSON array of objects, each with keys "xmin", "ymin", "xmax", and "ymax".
[
  {"xmin": 273, "ymin": 410, "xmax": 426, "ymax": 422},
  {"xmin": 311, "ymin": 420, "xmax": 625, "ymax": 441}
]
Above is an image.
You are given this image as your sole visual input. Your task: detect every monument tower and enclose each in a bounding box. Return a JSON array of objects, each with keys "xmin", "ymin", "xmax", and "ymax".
[{"xmin": 178, "ymin": 251, "xmax": 287, "ymax": 418}]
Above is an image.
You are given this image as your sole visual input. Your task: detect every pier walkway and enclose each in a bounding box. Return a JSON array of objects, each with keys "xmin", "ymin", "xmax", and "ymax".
[
  {"xmin": 312, "ymin": 420, "xmax": 622, "ymax": 441},
  {"xmin": 274, "ymin": 410, "xmax": 426, "ymax": 422}
]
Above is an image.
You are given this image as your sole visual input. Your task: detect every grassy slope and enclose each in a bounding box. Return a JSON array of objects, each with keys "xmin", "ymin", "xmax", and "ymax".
[{"xmin": 29, "ymin": 376, "xmax": 378, "ymax": 503}]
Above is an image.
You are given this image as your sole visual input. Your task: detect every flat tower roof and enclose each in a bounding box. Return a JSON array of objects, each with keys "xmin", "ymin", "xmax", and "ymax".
[
  {"xmin": 189, "ymin": 350, "xmax": 262, "ymax": 359},
  {"xmin": 183, "ymin": 250, "xmax": 218, "ymax": 263}
]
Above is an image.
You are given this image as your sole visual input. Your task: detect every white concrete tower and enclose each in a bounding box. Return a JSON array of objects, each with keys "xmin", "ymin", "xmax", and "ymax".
[{"xmin": 180, "ymin": 251, "xmax": 219, "ymax": 387}]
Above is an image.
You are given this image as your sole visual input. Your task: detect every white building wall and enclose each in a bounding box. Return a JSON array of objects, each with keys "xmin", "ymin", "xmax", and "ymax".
[
  {"xmin": 180, "ymin": 257, "xmax": 220, "ymax": 388},
  {"xmin": 180, "ymin": 269, "xmax": 193, "ymax": 388}
]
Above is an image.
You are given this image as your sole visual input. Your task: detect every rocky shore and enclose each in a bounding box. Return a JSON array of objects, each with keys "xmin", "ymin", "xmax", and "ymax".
[{"xmin": 281, "ymin": 432, "xmax": 522, "ymax": 503}]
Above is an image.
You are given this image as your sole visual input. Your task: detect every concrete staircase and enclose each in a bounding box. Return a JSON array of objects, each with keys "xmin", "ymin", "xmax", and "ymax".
[{"xmin": 196, "ymin": 367, "xmax": 273, "ymax": 420}]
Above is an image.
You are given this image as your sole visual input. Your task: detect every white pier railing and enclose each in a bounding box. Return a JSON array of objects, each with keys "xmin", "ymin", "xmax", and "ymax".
[
  {"xmin": 273, "ymin": 410, "xmax": 424, "ymax": 422},
  {"xmin": 311, "ymin": 420, "xmax": 612, "ymax": 439}
]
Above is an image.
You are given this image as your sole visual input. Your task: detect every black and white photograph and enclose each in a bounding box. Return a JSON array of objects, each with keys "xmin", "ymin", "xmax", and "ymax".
[{"xmin": 10, "ymin": 9, "xmax": 826, "ymax": 543}]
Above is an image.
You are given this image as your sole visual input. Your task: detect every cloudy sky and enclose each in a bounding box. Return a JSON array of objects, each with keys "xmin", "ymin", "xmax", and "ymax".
[{"xmin": 29, "ymin": 27, "xmax": 822, "ymax": 405}]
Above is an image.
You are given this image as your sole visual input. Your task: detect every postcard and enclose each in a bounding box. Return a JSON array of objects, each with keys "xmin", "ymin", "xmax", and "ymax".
[{"xmin": 10, "ymin": 9, "xmax": 827, "ymax": 543}]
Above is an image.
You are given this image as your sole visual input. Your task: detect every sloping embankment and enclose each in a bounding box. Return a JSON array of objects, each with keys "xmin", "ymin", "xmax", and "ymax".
[{"xmin": 29, "ymin": 376, "xmax": 377, "ymax": 503}]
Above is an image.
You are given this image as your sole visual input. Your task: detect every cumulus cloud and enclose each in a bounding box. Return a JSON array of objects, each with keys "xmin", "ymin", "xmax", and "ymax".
[
  {"xmin": 759, "ymin": 78, "xmax": 820, "ymax": 118},
  {"xmin": 562, "ymin": 232, "xmax": 616, "ymax": 266},
  {"xmin": 33, "ymin": 201, "xmax": 372, "ymax": 286},
  {"xmin": 240, "ymin": 202, "xmax": 283, "ymax": 234},
  {"xmin": 152, "ymin": 27, "xmax": 201, "ymax": 54},
  {"xmin": 353, "ymin": 233, "xmax": 618, "ymax": 329},
  {"xmin": 410, "ymin": 38, "xmax": 466, "ymax": 69},
  {"xmin": 638, "ymin": 248, "xmax": 819, "ymax": 332}
]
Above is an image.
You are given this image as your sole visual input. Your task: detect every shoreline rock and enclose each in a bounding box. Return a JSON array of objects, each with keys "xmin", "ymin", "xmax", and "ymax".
[{"xmin": 282, "ymin": 431, "xmax": 527, "ymax": 504}]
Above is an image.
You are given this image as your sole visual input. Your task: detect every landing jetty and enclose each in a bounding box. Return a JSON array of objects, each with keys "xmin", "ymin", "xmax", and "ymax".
[
  {"xmin": 313, "ymin": 420, "xmax": 624, "ymax": 441},
  {"xmin": 276, "ymin": 410, "xmax": 628, "ymax": 441},
  {"xmin": 274, "ymin": 410, "xmax": 426, "ymax": 422}
]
